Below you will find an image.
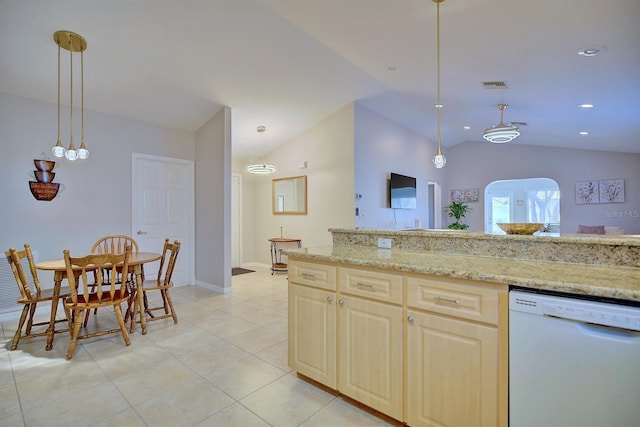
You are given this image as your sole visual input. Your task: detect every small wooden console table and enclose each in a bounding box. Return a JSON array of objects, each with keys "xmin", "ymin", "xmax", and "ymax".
[{"xmin": 268, "ymin": 237, "xmax": 301, "ymax": 275}]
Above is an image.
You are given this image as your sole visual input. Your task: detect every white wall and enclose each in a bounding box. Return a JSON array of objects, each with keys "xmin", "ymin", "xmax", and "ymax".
[
  {"xmin": 446, "ymin": 142, "xmax": 640, "ymax": 234},
  {"xmin": 236, "ymin": 103, "xmax": 356, "ymax": 266},
  {"xmin": 0, "ymin": 93, "xmax": 196, "ymax": 270},
  {"xmin": 354, "ymin": 103, "xmax": 446, "ymax": 230},
  {"xmin": 195, "ymin": 107, "xmax": 232, "ymax": 292}
]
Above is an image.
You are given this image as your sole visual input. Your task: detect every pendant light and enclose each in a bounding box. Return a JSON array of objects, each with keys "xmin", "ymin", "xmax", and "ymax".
[
  {"xmin": 247, "ymin": 126, "xmax": 276, "ymax": 174},
  {"xmin": 432, "ymin": 0, "xmax": 446, "ymax": 168},
  {"xmin": 51, "ymin": 31, "xmax": 89, "ymax": 161},
  {"xmin": 483, "ymin": 104, "xmax": 520, "ymax": 143}
]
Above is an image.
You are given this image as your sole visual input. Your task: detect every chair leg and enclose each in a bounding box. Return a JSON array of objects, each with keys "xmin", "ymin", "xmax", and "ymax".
[
  {"xmin": 25, "ymin": 303, "xmax": 37, "ymax": 335},
  {"xmin": 11, "ymin": 305, "xmax": 31, "ymax": 351},
  {"xmin": 113, "ymin": 304, "xmax": 131, "ymax": 346},
  {"xmin": 66, "ymin": 309, "xmax": 85, "ymax": 360},
  {"xmin": 163, "ymin": 290, "xmax": 178, "ymax": 324},
  {"xmin": 129, "ymin": 290, "xmax": 139, "ymax": 333}
]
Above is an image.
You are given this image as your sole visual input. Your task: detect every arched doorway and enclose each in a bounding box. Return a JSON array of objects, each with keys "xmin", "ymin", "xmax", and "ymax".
[{"xmin": 484, "ymin": 178, "xmax": 560, "ymax": 234}]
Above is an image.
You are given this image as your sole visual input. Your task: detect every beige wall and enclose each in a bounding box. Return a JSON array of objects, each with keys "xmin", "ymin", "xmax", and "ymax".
[
  {"xmin": 0, "ymin": 93, "xmax": 196, "ymax": 269},
  {"xmin": 237, "ymin": 103, "xmax": 356, "ymax": 267},
  {"xmin": 446, "ymin": 142, "xmax": 640, "ymax": 234},
  {"xmin": 195, "ymin": 107, "xmax": 232, "ymax": 292},
  {"xmin": 354, "ymin": 103, "xmax": 446, "ymax": 230}
]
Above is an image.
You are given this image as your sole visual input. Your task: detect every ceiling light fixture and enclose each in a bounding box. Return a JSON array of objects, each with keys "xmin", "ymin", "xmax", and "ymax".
[
  {"xmin": 432, "ymin": 0, "xmax": 446, "ymax": 168},
  {"xmin": 578, "ymin": 103, "xmax": 594, "ymax": 109},
  {"xmin": 483, "ymin": 104, "xmax": 520, "ymax": 143},
  {"xmin": 51, "ymin": 31, "xmax": 89, "ymax": 161},
  {"xmin": 247, "ymin": 126, "xmax": 276, "ymax": 174}
]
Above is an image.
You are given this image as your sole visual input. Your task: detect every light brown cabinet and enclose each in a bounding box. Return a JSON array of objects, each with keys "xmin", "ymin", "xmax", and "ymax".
[
  {"xmin": 288, "ymin": 258, "xmax": 508, "ymax": 427},
  {"xmin": 338, "ymin": 294, "xmax": 404, "ymax": 420},
  {"xmin": 288, "ymin": 261, "xmax": 337, "ymax": 388}
]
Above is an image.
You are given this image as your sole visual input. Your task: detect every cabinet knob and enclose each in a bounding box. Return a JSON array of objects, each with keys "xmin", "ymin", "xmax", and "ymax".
[
  {"xmin": 339, "ymin": 299, "xmax": 344, "ymax": 305},
  {"xmin": 327, "ymin": 296, "xmax": 333, "ymax": 302},
  {"xmin": 407, "ymin": 315, "xmax": 414, "ymax": 322}
]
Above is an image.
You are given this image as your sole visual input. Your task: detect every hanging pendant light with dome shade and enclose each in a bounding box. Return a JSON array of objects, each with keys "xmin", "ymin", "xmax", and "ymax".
[
  {"xmin": 247, "ymin": 126, "xmax": 276, "ymax": 174},
  {"xmin": 483, "ymin": 104, "xmax": 520, "ymax": 143},
  {"xmin": 51, "ymin": 30, "xmax": 89, "ymax": 161},
  {"xmin": 432, "ymin": 0, "xmax": 446, "ymax": 168}
]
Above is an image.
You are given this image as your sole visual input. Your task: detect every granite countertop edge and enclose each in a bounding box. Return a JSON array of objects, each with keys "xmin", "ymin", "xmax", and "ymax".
[{"xmin": 285, "ymin": 245, "xmax": 640, "ymax": 302}]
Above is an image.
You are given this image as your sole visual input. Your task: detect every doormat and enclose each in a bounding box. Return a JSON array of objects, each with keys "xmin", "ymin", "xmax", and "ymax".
[{"xmin": 232, "ymin": 267, "xmax": 255, "ymax": 276}]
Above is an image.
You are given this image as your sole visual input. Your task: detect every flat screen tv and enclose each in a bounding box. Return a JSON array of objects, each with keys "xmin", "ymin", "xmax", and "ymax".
[{"xmin": 389, "ymin": 172, "xmax": 417, "ymax": 209}]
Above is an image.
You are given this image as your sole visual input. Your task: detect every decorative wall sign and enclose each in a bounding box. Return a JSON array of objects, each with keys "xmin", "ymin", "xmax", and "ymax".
[
  {"xmin": 451, "ymin": 188, "xmax": 479, "ymax": 203},
  {"xmin": 29, "ymin": 159, "xmax": 60, "ymax": 201},
  {"xmin": 599, "ymin": 179, "xmax": 624, "ymax": 203},
  {"xmin": 575, "ymin": 181, "xmax": 599, "ymax": 204}
]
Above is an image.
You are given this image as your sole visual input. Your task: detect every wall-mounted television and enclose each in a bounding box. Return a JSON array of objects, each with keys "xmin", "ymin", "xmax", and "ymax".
[{"xmin": 389, "ymin": 172, "xmax": 417, "ymax": 209}]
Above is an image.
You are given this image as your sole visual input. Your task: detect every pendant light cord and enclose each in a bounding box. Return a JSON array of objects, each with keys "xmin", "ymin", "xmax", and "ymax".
[
  {"xmin": 57, "ymin": 44, "xmax": 61, "ymax": 142},
  {"xmin": 436, "ymin": 0, "xmax": 442, "ymax": 156},
  {"xmin": 69, "ymin": 35, "xmax": 73, "ymax": 147}
]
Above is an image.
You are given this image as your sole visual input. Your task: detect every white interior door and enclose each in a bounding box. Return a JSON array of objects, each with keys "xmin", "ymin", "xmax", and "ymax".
[
  {"xmin": 132, "ymin": 153, "xmax": 194, "ymax": 285},
  {"xmin": 485, "ymin": 191, "xmax": 513, "ymax": 234},
  {"xmin": 231, "ymin": 173, "xmax": 242, "ymax": 267}
]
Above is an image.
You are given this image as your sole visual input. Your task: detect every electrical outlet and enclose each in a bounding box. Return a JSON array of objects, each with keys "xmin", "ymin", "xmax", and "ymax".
[{"xmin": 377, "ymin": 238, "xmax": 392, "ymax": 249}]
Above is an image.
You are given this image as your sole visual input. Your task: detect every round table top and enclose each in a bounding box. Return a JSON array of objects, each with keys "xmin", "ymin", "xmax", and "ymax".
[
  {"xmin": 268, "ymin": 238, "xmax": 301, "ymax": 243},
  {"xmin": 36, "ymin": 252, "xmax": 162, "ymax": 271}
]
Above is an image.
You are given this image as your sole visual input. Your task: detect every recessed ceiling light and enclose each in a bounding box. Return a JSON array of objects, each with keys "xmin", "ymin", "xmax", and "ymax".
[
  {"xmin": 463, "ymin": 126, "xmax": 471, "ymax": 130},
  {"xmin": 435, "ymin": 104, "xmax": 443, "ymax": 108},
  {"xmin": 578, "ymin": 46, "xmax": 607, "ymax": 57},
  {"xmin": 387, "ymin": 66, "xmax": 398, "ymax": 71},
  {"xmin": 578, "ymin": 104, "xmax": 594, "ymax": 108},
  {"xmin": 579, "ymin": 131, "xmax": 589, "ymax": 135}
]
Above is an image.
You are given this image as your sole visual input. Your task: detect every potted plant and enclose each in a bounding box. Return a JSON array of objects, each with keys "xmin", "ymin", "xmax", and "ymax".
[{"xmin": 446, "ymin": 201, "xmax": 471, "ymax": 230}]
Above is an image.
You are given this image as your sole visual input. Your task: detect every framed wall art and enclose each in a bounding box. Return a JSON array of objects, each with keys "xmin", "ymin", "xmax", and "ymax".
[
  {"xmin": 575, "ymin": 181, "xmax": 599, "ymax": 204},
  {"xmin": 599, "ymin": 179, "xmax": 624, "ymax": 203},
  {"xmin": 451, "ymin": 188, "xmax": 479, "ymax": 203}
]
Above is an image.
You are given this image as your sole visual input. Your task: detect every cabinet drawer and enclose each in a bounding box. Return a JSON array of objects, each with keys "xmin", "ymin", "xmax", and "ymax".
[
  {"xmin": 289, "ymin": 260, "xmax": 337, "ymax": 291},
  {"xmin": 338, "ymin": 267, "xmax": 403, "ymax": 304},
  {"xmin": 407, "ymin": 275, "xmax": 500, "ymax": 325}
]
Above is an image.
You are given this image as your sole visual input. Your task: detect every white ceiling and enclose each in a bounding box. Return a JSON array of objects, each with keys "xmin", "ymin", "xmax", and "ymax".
[{"xmin": 1, "ymin": 0, "xmax": 639, "ymax": 160}]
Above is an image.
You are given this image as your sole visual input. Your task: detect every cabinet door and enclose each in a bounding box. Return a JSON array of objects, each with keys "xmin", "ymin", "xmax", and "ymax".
[
  {"xmin": 339, "ymin": 295, "xmax": 403, "ymax": 420},
  {"xmin": 406, "ymin": 310, "xmax": 498, "ymax": 427},
  {"xmin": 288, "ymin": 284, "xmax": 337, "ymax": 388}
]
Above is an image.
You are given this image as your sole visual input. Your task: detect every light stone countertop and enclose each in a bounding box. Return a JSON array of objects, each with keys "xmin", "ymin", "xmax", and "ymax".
[{"xmin": 286, "ymin": 245, "xmax": 640, "ymax": 302}]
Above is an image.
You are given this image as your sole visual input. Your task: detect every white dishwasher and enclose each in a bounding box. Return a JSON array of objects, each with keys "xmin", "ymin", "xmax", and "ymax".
[{"xmin": 509, "ymin": 289, "xmax": 640, "ymax": 427}]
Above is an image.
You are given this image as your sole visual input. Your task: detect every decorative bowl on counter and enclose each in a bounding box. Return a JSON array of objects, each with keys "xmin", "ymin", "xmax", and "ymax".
[{"xmin": 497, "ymin": 223, "xmax": 543, "ymax": 235}]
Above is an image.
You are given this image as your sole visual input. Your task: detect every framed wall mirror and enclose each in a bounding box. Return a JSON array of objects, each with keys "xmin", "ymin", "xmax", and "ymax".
[{"xmin": 273, "ymin": 175, "xmax": 307, "ymax": 215}]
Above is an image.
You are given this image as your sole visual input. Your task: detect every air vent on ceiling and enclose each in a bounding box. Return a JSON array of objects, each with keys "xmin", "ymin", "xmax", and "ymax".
[
  {"xmin": 510, "ymin": 121, "xmax": 528, "ymax": 126},
  {"xmin": 482, "ymin": 81, "xmax": 508, "ymax": 89}
]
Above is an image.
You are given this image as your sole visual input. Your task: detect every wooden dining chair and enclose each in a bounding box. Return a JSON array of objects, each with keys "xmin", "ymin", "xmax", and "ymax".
[
  {"xmin": 84, "ymin": 234, "xmax": 139, "ymax": 326},
  {"xmin": 5, "ymin": 244, "xmax": 71, "ymax": 351},
  {"xmin": 63, "ymin": 246, "xmax": 132, "ymax": 360},
  {"xmin": 129, "ymin": 238, "xmax": 181, "ymax": 332}
]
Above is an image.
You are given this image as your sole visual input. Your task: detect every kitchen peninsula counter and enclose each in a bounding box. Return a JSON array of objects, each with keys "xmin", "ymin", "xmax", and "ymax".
[{"xmin": 286, "ymin": 228, "xmax": 640, "ymax": 302}]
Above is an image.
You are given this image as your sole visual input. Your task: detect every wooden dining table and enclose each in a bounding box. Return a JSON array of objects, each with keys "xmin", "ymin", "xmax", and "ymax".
[{"xmin": 36, "ymin": 251, "xmax": 162, "ymax": 350}]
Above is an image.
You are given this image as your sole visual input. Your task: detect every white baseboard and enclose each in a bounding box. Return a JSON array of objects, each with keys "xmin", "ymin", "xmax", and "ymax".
[{"xmin": 195, "ymin": 280, "xmax": 231, "ymax": 294}]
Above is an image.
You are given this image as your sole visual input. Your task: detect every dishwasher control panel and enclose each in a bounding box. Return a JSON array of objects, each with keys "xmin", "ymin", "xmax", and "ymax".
[{"xmin": 510, "ymin": 290, "xmax": 640, "ymax": 331}]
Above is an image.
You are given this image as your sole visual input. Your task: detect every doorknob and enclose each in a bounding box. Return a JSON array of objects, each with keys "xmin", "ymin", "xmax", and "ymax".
[{"xmin": 136, "ymin": 230, "xmax": 148, "ymax": 235}]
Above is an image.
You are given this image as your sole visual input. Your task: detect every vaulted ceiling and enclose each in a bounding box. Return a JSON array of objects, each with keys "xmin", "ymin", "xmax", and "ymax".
[{"xmin": 1, "ymin": 0, "xmax": 639, "ymax": 160}]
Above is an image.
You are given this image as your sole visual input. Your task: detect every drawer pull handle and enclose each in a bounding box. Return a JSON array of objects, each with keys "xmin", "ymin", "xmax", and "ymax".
[
  {"xmin": 327, "ymin": 296, "xmax": 333, "ymax": 303},
  {"xmin": 407, "ymin": 315, "xmax": 414, "ymax": 322},
  {"xmin": 356, "ymin": 282, "xmax": 375, "ymax": 290},
  {"xmin": 301, "ymin": 272, "xmax": 316, "ymax": 280},
  {"xmin": 339, "ymin": 299, "xmax": 344, "ymax": 305},
  {"xmin": 433, "ymin": 296, "xmax": 460, "ymax": 305}
]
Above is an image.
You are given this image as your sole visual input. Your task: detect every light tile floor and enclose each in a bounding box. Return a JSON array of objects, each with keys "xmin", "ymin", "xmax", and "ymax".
[{"xmin": 0, "ymin": 268, "xmax": 398, "ymax": 426}]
